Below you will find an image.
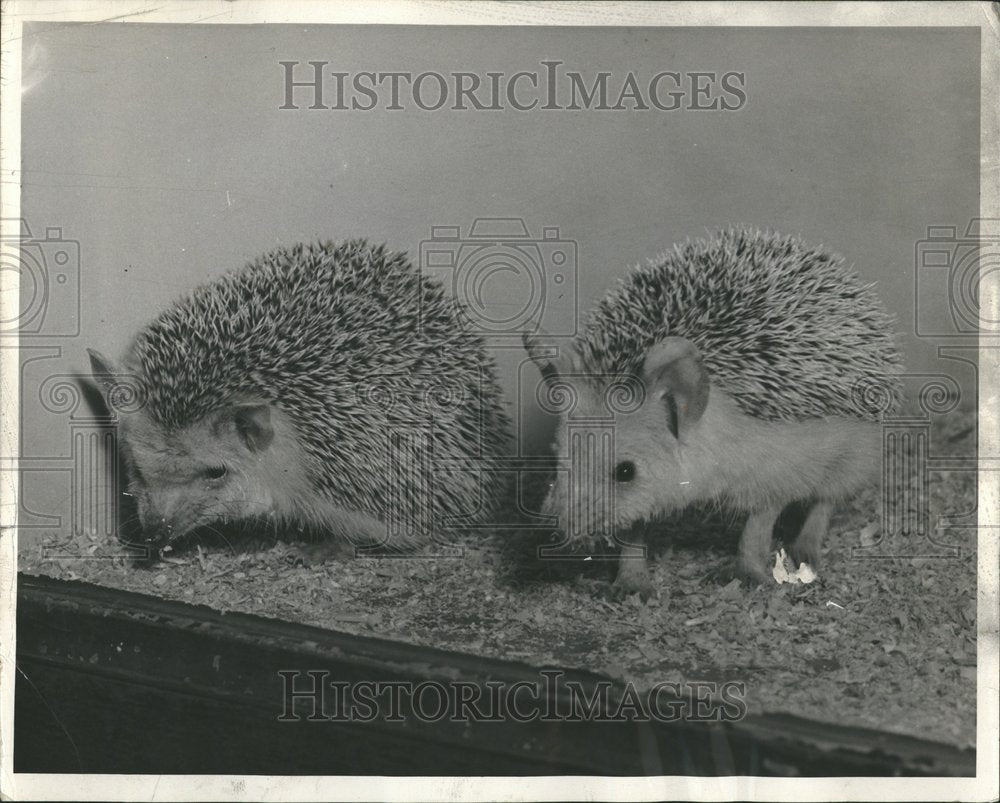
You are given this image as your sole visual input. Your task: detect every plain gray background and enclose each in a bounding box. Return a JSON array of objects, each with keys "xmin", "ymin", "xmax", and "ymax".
[{"xmin": 17, "ymin": 23, "xmax": 980, "ymax": 539}]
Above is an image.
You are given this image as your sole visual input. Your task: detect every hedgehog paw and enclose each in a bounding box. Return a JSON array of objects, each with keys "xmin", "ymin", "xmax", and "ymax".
[
  {"xmin": 787, "ymin": 501, "xmax": 830, "ymax": 571},
  {"xmin": 787, "ymin": 542, "xmax": 821, "ymax": 572},
  {"xmin": 609, "ymin": 546, "xmax": 656, "ymax": 602},
  {"xmin": 736, "ymin": 556, "xmax": 770, "ymax": 586},
  {"xmin": 610, "ymin": 568, "xmax": 657, "ymax": 602},
  {"xmin": 610, "ymin": 576, "xmax": 657, "ymax": 602},
  {"xmin": 284, "ymin": 542, "xmax": 346, "ymax": 567}
]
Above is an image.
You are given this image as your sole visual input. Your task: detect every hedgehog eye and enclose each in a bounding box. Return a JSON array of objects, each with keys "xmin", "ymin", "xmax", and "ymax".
[
  {"xmin": 204, "ymin": 465, "xmax": 228, "ymax": 481},
  {"xmin": 614, "ymin": 460, "xmax": 636, "ymax": 483}
]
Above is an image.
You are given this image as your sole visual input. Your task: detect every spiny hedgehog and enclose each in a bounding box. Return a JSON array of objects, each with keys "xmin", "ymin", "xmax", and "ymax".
[
  {"xmin": 523, "ymin": 228, "xmax": 902, "ymax": 597},
  {"xmin": 88, "ymin": 239, "xmax": 513, "ymax": 556}
]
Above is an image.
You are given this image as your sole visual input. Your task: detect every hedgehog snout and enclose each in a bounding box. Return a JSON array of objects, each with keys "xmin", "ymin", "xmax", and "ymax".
[
  {"xmin": 130, "ymin": 486, "xmax": 194, "ymax": 550},
  {"xmin": 136, "ymin": 514, "xmax": 174, "ymax": 549}
]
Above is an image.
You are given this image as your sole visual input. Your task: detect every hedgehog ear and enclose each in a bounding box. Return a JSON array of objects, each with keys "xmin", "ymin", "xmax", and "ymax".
[
  {"xmin": 523, "ymin": 328, "xmax": 579, "ymax": 380},
  {"xmin": 87, "ymin": 348, "xmax": 121, "ymax": 393},
  {"xmin": 642, "ymin": 337, "xmax": 710, "ymax": 441},
  {"xmin": 233, "ymin": 404, "xmax": 274, "ymax": 452}
]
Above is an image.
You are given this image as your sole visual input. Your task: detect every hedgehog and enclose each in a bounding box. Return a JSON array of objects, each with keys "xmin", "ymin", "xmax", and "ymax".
[
  {"xmin": 88, "ymin": 239, "xmax": 513, "ymax": 558},
  {"xmin": 523, "ymin": 228, "xmax": 902, "ymax": 598}
]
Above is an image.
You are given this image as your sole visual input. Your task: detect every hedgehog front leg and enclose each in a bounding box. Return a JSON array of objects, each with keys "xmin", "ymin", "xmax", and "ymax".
[
  {"xmin": 612, "ymin": 543, "xmax": 656, "ymax": 600},
  {"xmin": 737, "ymin": 505, "xmax": 782, "ymax": 583},
  {"xmin": 788, "ymin": 500, "xmax": 833, "ymax": 569}
]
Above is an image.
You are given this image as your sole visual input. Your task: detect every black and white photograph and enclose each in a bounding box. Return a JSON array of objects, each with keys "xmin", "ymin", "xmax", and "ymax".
[{"xmin": 1, "ymin": 2, "xmax": 997, "ymax": 800}]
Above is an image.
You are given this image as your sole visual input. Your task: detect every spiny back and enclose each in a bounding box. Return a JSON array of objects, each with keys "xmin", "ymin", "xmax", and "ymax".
[
  {"xmin": 126, "ymin": 240, "xmax": 512, "ymax": 511},
  {"xmin": 578, "ymin": 229, "xmax": 902, "ymax": 422}
]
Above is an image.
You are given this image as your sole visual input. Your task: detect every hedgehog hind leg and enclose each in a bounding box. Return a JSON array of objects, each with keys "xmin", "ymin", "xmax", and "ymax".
[{"xmin": 787, "ymin": 500, "xmax": 833, "ymax": 570}]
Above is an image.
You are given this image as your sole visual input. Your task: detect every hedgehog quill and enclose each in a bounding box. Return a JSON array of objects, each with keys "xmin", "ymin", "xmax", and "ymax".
[
  {"xmin": 524, "ymin": 228, "xmax": 903, "ymax": 598},
  {"xmin": 89, "ymin": 240, "xmax": 513, "ymax": 557}
]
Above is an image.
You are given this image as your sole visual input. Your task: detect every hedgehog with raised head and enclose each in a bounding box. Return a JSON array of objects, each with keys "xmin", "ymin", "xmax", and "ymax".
[
  {"xmin": 89, "ymin": 240, "xmax": 513, "ymax": 557},
  {"xmin": 524, "ymin": 228, "xmax": 902, "ymax": 598}
]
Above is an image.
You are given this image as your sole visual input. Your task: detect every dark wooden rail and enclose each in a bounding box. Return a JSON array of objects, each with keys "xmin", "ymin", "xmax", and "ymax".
[{"xmin": 14, "ymin": 573, "xmax": 974, "ymax": 776}]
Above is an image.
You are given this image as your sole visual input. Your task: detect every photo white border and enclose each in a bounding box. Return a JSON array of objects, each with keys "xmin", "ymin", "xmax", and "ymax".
[{"xmin": 1, "ymin": 2, "xmax": 996, "ymax": 801}]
